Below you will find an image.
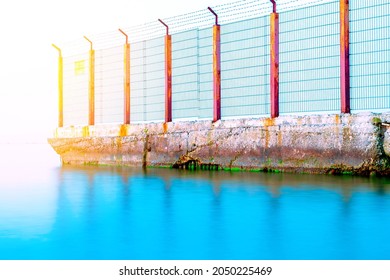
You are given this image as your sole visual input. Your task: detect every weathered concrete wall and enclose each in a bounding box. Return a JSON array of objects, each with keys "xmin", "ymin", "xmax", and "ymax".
[{"xmin": 48, "ymin": 113, "xmax": 390, "ymax": 175}]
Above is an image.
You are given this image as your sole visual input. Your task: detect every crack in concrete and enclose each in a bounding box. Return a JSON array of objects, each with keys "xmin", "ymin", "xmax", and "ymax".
[{"xmin": 142, "ymin": 134, "xmax": 150, "ymax": 168}]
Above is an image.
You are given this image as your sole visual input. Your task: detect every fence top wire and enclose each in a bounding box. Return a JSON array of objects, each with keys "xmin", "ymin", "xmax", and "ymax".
[{"xmin": 58, "ymin": 0, "xmax": 335, "ymax": 57}]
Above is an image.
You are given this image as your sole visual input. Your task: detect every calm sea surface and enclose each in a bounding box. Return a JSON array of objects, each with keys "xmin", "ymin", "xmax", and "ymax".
[{"xmin": 0, "ymin": 143, "xmax": 389, "ymax": 260}]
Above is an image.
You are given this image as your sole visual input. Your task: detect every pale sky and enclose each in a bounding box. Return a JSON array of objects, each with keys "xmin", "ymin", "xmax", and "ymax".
[
  {"xmin": 0, "ymin": 0, "xmax": 223, "ymax": 142},
  {"xmin": 0, "ymin": 0, "xmax": 316, "ymax": 143}
]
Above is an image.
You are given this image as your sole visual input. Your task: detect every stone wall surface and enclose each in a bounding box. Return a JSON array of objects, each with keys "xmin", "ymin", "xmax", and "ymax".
[{"xmin": 48, "ymin": 113, "xmax": 390, "ymax": 175}]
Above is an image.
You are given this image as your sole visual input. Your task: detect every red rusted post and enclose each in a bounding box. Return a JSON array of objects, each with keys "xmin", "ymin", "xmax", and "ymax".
[
  {"xmin": 165, "ymin": 35, "xmax": 172, "ymax": 123},
  {"xmin": 159, "ymin": 19, "xmax": 172, "ymax": 123},
  {"xmin": 340, "ymin": 0, "xmax": 350, "ymax": 113},
  {"xmin": 270, "ymin": 2, "xmax": 279, "ymax": 118},
  {"xmin": 119, "ymin": 29, "xmax": 131, "ymax": 124},
  {"xmin": 208, "ymin": 7, "xmax": 221, "ymax": 122}
]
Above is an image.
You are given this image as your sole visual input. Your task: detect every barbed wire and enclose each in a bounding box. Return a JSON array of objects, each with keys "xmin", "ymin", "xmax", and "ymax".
[{"xmin": 59, "ymin": 0, "xmax": 335, "ymax": 56}]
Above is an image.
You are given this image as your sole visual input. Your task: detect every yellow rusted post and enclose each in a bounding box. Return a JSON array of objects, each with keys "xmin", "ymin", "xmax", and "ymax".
[
  {"xmin": 84, "ymin": 36, "xmax": 95, "ymax": 126},
  {"xmin": 52, "ymin": 44, "xmax": 63, "ymax": 127},
  {"xmin": 119, "ymin": 29, "xmax": 131, "ymax": 124}
]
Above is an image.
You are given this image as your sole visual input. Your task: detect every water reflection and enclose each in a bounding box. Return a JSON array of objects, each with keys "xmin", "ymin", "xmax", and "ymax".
[
  {"xmin": 0, "ymin": 146, "xmax": 390, "ymax": 259},
  {"xmin": 48, "ymin": 166, "xmax": 390, "ymax": 259}
]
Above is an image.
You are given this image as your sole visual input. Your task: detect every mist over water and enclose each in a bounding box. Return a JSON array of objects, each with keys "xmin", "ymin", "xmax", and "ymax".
[{"xmin": 0, "ymin": 143, "xmax": 389, "ymax": 259}]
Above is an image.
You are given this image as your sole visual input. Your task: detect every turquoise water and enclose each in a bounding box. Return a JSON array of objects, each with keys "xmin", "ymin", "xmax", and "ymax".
[{"xmin": 0, "ymin": 144, "xmax": 389, "ymax": 260}]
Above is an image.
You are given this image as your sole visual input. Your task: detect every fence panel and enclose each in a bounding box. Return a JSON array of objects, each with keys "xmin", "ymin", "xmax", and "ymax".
[
  {"xmin": 63, "ymin": 53, "xmax": 89, "ymax": 126},
  {"xmin": 198, "ymin": 27, "xmax": 213, "ymax": 119},
  {"xmin": 95, "ymin": 45, "xmax": 123, "ymax": 124},
  {"xmin": 58, "ymin": 1, "xmax": 390, "ymax": 127},
  {"xmin": 350, "ymin": 1, "xmax": 390, "ymax": 112},
  {"xmin": 130, "ymin": 41, "xmax": 146, "ymax": 122},
  {"xmin": 279, "ymin": 0, "xmax": 340, "ymax": 114},
  {"xmin": 172, "ymin": 29, "xmax": 199, "ymax": 120},
  {"xmin": 221, "ymin": 16, "xmax": 270, "ymax": 118},
  {"xmin": 145, "ymin": 37, "xmax": 165, "ymax": 122}
]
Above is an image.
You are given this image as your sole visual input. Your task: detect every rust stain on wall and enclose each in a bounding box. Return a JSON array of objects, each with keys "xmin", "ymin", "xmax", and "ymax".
[
  {"xmin": 277, "ymin": 131, "xmax": 282, "ymax": 147},
  {"xmin": 82, "ymin": 126, "xmax": 90, "ymax": 137},
  {"xmin": 163, "ymin": 122, "xmax": 168, "ymax": 134},
  {"xmin": 262, "ymin": 118, "xmax": 275, "ymax": 148},
  {"xmin": 262, "ymin": 118, "xmax": 275, "ymax": 127},
  {"xmin": 335, "ymin": 114, "xmax": 341, "ymax": 125},
  {"xmin": 119, "ymin": 124, "xmax": 128, "ymax": 137},
  {"xmin": 264, "ymin": 127, "xmax": 270, "ymax": 148}
]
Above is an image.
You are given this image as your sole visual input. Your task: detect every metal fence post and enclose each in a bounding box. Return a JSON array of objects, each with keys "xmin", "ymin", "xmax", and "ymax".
[
  {"xmin": 84, "ymin": 36, "xmax": 95, "ymax": 126},
  {"xmin": 119, "ymin": 29, "xmax": 131, "ymax": 124},
  {"xmin": 270, "ymin": 0, "xmax": 279, "ymax": 118},
  {"xmin": 52, "ymin": 44, "xmax": 63, "ymax": 128},
  {"xmin": 208, "ymin": 7, "xmax": 221, "ymax": 122},
  {"xmin": 158, "ymin": 19, "xmax": 172, "ymax": 123},
  {"xmin": 340, "ymin": 0, "xmax": 350, "ymax": 113}
]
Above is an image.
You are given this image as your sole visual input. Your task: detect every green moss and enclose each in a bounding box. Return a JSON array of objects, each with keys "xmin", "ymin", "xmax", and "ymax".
[
  {"xmin": 84, "ymin": 161, "xmax": 109, "ymax": 167},
  {"xmin": 149, "ymin": 165, "xmax": 172, "ymax": 169},
  {"xmin": 249, "ymin": 169, "xmax": 262, "ymax": 173},
  {"xmin": 223, "ymin": 167, "xmax": 263, "ymax": 173},
  {"xmin": 265, "ymin": 158, "xmax": 272, "ymax": 165},
  {"xmin": 262, "ymin": 167, "xmax": 283, "ymax": 173},
  {"xmin": 227, "ymin": 167, "xmax": 242, "ymax": 172},
  {"xmin": 372, "ymin": 117, "xmax": 382, "ymax": 126}
]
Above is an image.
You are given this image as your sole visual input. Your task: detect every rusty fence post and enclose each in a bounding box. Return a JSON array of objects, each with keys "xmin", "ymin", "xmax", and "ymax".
[
  {"xmin": 158, "ymin": 19, "xmax": 172, "ymax": 123},
  {"xmin": 208, "ymin": 7, "xmax": 221, "ymax": 122},
  {"xmin": 84, "ymin": 36, "xmax": 95, "ymax": 126},
  {"xmin": 340, "ymin": 0, "xmax": 350, "ymax": 113},
  {"xmin": 270, "ymin": 0, "xmax": 279, "ymax": 118},
  {"xmin": 52, "ymin": 44, "xmax": 63, "ymax": 128},
  {"xmin": 119, "ymin": 29, "xmax": 131, "ymax": 124}
]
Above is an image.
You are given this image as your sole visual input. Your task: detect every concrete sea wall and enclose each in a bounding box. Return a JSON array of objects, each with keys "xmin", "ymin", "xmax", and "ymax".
[{"xmin": 48, "ymin": 113, "xmax": 390, "ymax": 176}]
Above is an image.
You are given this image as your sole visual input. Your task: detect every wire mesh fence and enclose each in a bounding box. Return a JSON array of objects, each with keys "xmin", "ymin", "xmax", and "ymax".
[
  {"xmin": 172, "ymin": 29, "xmax": 200, "ymax": 120},
  {"xmin": 350, "ymin": 0, "xmax": 390, "ymax": 112},
  {"xmin": 130, "ymin": 41, "xmax": 146, "ymax": 123},
  {"xmin": 279, "ymin": 0, "xmax": 340, "ymax": 114},
  {"xmin": 144, "ymin": 37, "xmax": 166, "ymax": 122},
  {"xmin": 63, "ymin": 53, "xmax": 89, "ymax": 127},
  {"xmin": 198, "ymin": 27, "xmax": 214, "ymax": 119},
  {"xmin": 56, "ymin": 0, "xmax": 390, "ymax": 127},
  {"xmin": 221, "ymin": 16, "xmax": 270, "ymax": 118},
  {"xmin": 95, "ymin": 45, "xmax": 123, "ymax": 124}
]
